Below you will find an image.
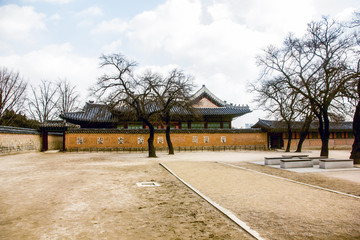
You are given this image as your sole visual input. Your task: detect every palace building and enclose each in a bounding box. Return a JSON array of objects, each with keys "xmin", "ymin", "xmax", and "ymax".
[
  {"xmin": 51, "ymin": 85, "xmax": 269, "ymax": 152},
  {"xmin": 60, "ymin": 85, "xmax": 251, "ymax": 130},
  {"xmin": 252, "ymin": 119, "xmax": 354, "ymax": 150}
]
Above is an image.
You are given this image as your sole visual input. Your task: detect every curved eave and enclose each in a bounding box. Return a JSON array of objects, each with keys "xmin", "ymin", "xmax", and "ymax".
[{"xmin": 60, "ymin": 113, "xmax": 117, "ymax": 124}]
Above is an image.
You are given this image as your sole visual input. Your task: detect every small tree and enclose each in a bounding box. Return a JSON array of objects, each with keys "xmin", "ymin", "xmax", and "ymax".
[
  {"xmin": 28, "ymin": 80, "xmax": 58, "ymax": 122},
  {"xmin": 146, "ymin": 69, "xmax": 194, "ymax": 154},
  {"xmin": 94, "ymin": 53, "xmax": 161, "ymax": 158},
  {"xmin": 250, "ymin": 77, "xmax": 299, "ymax": 152},
  {"xmin": 56, "ymin": 79, "xmax": 80, "ymax": 115},
  {"xmin": 0, "ymin": 67, "xmax": 27, "ymax": 120}
]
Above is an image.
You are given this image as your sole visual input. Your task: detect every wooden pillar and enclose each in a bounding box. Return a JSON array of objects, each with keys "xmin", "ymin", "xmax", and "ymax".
[
  {"xmin": 41, "ymin": 130, "xmax": 48, "ymax": 152},
  {"xmin": 62, "ymin": 130, "xmax": 66, "ymax": 152}
]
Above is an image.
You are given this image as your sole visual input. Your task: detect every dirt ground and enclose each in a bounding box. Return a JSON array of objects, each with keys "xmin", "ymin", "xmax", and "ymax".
[
  {"xmin": 0, "ymin": 150, "xmax": 359, "ymax": 239},
  {"xmin": 0, "ymin": 152, "xmax": 253, "ymax": 240}
]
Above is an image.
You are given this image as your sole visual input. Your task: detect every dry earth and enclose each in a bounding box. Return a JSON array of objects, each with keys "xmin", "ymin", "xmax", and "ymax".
[
  {"xmin": 0, "ymin": 150, "xmax": 359, "ymax": 240},
  {"xmin": 164, "ymin": 161, "xmax": 360, "ymax": 240},
  {"xmin": 0, "ymin": 152, "xmax": 252, "ymax": 240}
]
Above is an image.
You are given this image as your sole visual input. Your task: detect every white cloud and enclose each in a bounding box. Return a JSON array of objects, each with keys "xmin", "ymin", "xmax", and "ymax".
[
  {"xmin": 49, "ymin": 13, "xmax": 61, "ymax": 21},
  {"xmin": 23, "ymin": 0, "xmax": 73, "ymax": 4},
  {"xmin": 92, "ymin": 18, "xmax": 128, "ymax": 34},
  {"xmin": 335, "ymin": 8, "xmax": 357, "ymax": 21},
  {"xmin": 0, "ymin": 43, "xmax": 100, "ymax": 101},
  {"xmin": 0, "ymin": 5, "xmax": 46, "ymax": 40},
  {"xmin": 101, "ymin": 40, "xmax": 123, "ymax": 54},
  {"xmin": 77, "ymin": 6, "xmax": 103, "ymax": 17}
]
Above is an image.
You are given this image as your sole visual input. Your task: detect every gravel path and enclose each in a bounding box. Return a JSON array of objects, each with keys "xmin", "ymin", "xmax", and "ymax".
[{"xmin": 163, "ymin": 161, "xmax": 360, "ymax": 240}]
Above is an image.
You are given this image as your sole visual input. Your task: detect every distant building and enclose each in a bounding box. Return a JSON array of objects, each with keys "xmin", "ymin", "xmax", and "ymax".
[
  {"xmin": 60, "ymin": 85, "xmax": 251, "ymax": 129},
  {"xmin": 252, "ymin": 119, "xmax": 354, "ymax": 150}
]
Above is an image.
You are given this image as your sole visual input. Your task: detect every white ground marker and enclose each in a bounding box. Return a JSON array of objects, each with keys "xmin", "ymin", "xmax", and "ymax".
[
  {"xmin": 220, "ymin": 162, "xmax": 360, "ymax": 200},
  {"xmin": 159, "ymin": 163, "xmax": 266, "ymax": 240}
]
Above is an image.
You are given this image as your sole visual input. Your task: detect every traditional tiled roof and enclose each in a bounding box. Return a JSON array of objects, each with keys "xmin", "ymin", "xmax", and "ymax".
[
  {"xmin": 60, "ymin": 103, "xmax": 117, "ymax": 124},
  {"xmin": 60, "ymin": 86, "xmax": 251, "ymax": 124},
  {"xmin": 252, "ymin": 119, "xmax": 353, "ymax": 132},
  {"xmin": 190, "ymin": 85, "xmax": 226, "ymax": 106},
  {"xmin": 39, "ymin": 120, "xmax": 79, "ymax": 130},
  {"xmin": 195, "ymin": 106, "xmax": 250, "ymax": 116}
]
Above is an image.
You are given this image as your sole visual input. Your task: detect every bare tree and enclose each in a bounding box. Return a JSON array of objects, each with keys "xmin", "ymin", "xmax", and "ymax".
[
  {"xmin": 56, "ymin": 79, "xmax": 80, "ymax": 115},
  {"xmin": 28, "ymin": 80, "xmax": 58, "ymax": 122},
  {"xmin": 350, "ymin": 80, "xmax": 360, "ymax": 164},
  {"xmin": 349, "ymin": 12, "xmax": 360, "ymax": 164},
  {"xmin": 250, "ymin": 77, "xmax": 299, "ymax": 151},
  {"xmin": 94, "ymin": 53, "xmax": 161, "ymax": 158},
  {"xmin": 146, "ymin": 69, "xmax": 195, "ymax": 154},
  {"xmin": 0, "ymin": 67, "xmax": 27, "ymax": 120},
  {"xmin": 257, "ymin": 17, "xmax": 359, "ymax": 157}
]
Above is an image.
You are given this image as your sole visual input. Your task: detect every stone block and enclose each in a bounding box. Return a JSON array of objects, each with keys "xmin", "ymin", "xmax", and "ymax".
[
  {"xmin": 280, "ymin": 159, "xmax": 313, "ymax": 169},
  {"xmin": 319, "ymin": 159, "xmax": 354, "ymax": 169}
]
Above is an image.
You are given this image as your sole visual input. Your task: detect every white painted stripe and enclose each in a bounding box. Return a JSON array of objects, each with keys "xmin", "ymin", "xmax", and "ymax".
[
  {"xmin": 159, "ymin": 163, "xmax": 265, "ymax": 240},
  {"xmin": 220, "ymin": 162, "xmax": 360, "ymax": 200}
]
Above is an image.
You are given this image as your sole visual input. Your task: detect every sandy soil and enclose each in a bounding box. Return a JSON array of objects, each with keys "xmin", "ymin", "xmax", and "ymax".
[
  {"xmin": 0, "ymin": 150, "xmax": 359, "ymax": 240},
  {"xmin": 0, "ymin": 152, "xmax": 252, "ymax": 240},
  {"xmin": 164, "ymin": 161, "xmax": 360, "ymax": 240}
]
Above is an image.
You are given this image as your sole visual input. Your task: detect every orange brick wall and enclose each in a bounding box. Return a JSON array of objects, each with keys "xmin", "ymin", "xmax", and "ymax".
[
  {"xmin": 284, "ymin": 138, "xmax": 354, "ymax": 150},
  {"xmin": 65, "ymin": 132, "xmax": 268, "ymax": 150}
]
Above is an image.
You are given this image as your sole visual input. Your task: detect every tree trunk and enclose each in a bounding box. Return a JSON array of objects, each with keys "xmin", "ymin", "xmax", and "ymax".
[
  {"xmin": 350, "ymin": 81, "xmax": 360, "ymax": 164},
  {"xmin": 165, "ymin": 125, "xmax": 174, "ymax": 155},
  {"xmin": 144, "ymin": 119, "xmax": 156, "ymax": 158},
  {"xmin": 164, "ymin": 113, "xmax": 174, "ymax": 155},
  {"xmin": 285, "ymin": 123, "xmax": 292, "ymax": 152},
  {"xmin": 296, "ymin": 116, "xmax": 312, "ymax": 152},
  {"xmin": 318, "ymin": 111, "xmax": 330, "ymax": 157}
]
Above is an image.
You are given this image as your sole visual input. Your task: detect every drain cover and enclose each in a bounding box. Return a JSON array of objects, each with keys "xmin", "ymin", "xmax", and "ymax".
[{"xmin": 136, "ymin": 182, "xmax": 161, "ymax": 187}]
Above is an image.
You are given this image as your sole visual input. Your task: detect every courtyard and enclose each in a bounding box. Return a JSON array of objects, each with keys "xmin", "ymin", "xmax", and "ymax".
[{"xmin": 0, "ymin": 150, "xmax": 359, "ymax": 239}]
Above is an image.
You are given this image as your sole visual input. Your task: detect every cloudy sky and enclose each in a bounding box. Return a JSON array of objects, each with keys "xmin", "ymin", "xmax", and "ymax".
[{"xmin": 0, "ymin": 0, "xmax": 359, "ymax": 127}]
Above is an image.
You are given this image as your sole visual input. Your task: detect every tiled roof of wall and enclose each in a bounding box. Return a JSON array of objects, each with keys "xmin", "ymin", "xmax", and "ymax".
[
  {"xmin": 252, "ymin": 119, "xmax": 353, "ymax": 132},
  {"xmin": 67, "ymin": 128, "xmax": 263, "ymax": 134},
  {"xmin": 0, "ymin": 126, "xmax": 40, "ymax": 134}
]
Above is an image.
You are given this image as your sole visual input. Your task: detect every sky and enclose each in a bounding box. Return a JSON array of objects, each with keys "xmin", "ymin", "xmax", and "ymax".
[{"xmin": 0, "ymin": 0, "xmax": 359, "ymax": 128}]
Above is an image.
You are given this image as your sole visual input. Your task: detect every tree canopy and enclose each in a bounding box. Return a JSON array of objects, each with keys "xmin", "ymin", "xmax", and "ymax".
[{"xmin": 255, "ymin": 16, "xmax": 360, "ymax": 156}]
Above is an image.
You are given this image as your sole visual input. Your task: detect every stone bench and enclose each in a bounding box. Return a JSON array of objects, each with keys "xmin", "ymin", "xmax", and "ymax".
[
  {"xmin": 319, "ymin": 159, "xmax": 354, "ymax": 169},
  {"xmin": 280, "ymin": 158, "xmax": 313, "ymax": 169},
  {"xmin": 300, "ymin": 156, "xmax": 327, "ymax": 165},
  {"xmin": 264, "ymin": 155, "xmax": 309, "ymax": 165},
  {"xmin": 282, "ymin": 154, "xmax": 309, "ymax": 158},
  {"xmin": 264, "ymin": 157, "xmax": 292, "ymax": 165}
]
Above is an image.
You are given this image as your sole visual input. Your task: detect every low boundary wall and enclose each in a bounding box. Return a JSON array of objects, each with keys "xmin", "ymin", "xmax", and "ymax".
[
  {"xmin": 0, "ymin": 126, "xmax": 41, "ymax": 153},
  {"xmin": 0, "ymin": 126, "xmax": 63, "ymax": 154},
  {"xmin": 65, "ymin": 128, "xmax": 268, "ymax": 152},
  {"xmin": 284, "ymin": 138, "xmax": 354, "ymax": 150}
]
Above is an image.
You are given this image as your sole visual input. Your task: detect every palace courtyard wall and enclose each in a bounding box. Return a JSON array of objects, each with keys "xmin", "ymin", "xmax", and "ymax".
[
  {"xmin": 0, "ymin": 126, "xmax": 63, "ymax": 154},
  {"xmin": 65, "ymin": 129, "xmax": 268, "ymax": 151}
]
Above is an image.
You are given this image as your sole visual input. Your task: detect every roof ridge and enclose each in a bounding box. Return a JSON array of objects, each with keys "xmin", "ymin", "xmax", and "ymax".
[{"xmin": 190, "ymin": 85, "xmax": 225, "ymax": 106}]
